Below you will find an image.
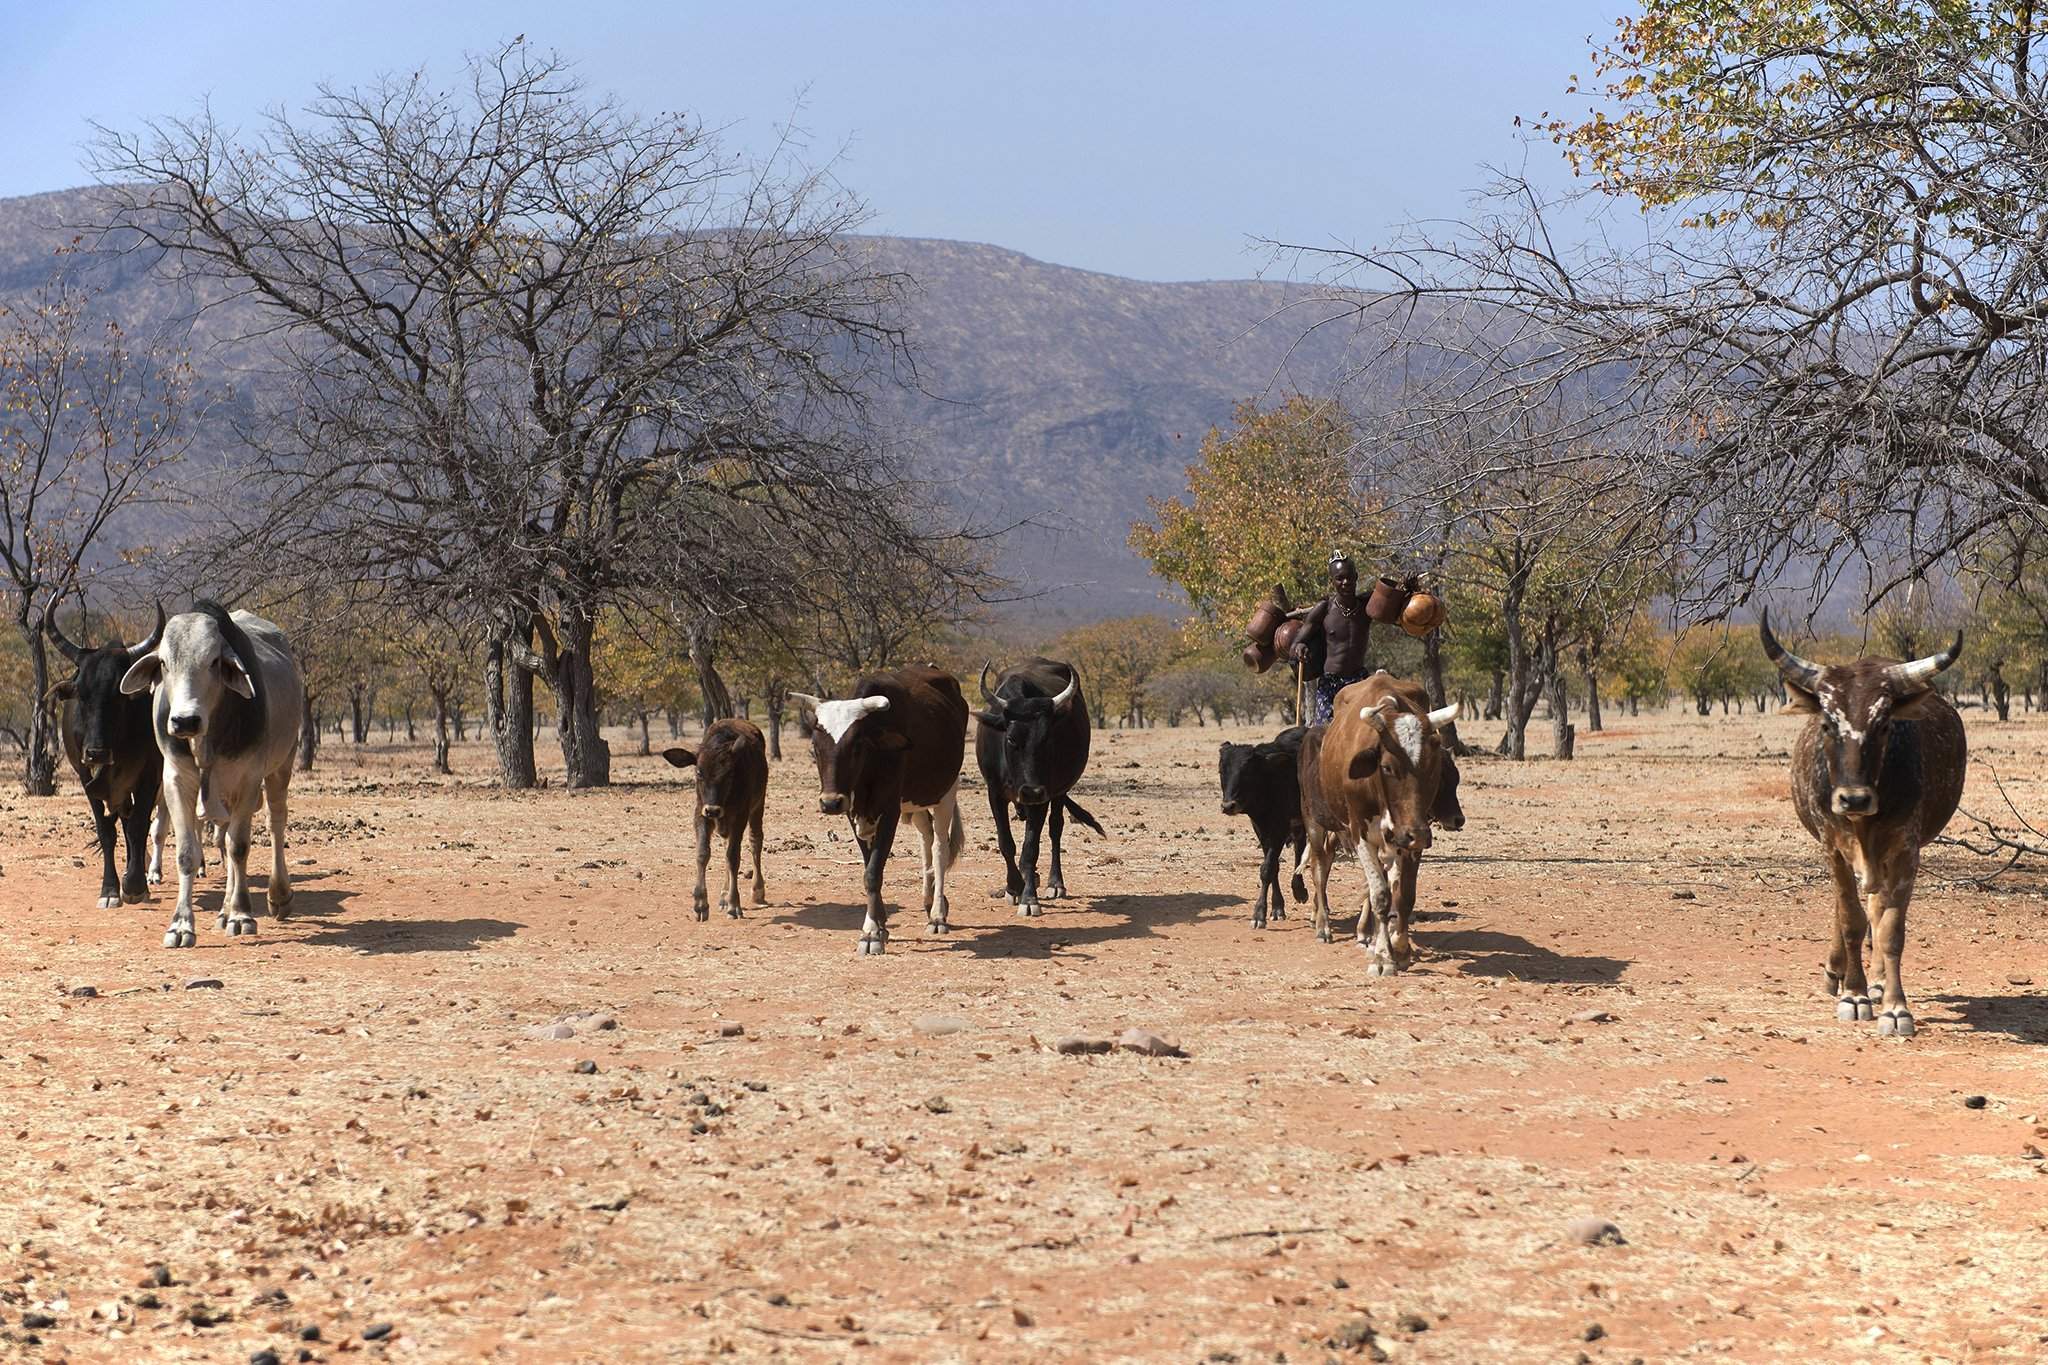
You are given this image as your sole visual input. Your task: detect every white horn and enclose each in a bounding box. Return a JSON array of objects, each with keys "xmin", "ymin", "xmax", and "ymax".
[
  {"xmin": 788, "ymin": 692, "xmax": 824, "ymax": 713},
  {"xmin": 1888, "ymin": 631, "xmax": 1964, "ymax": 691},
  {"xmin": 1358, "ymin": 698, "xmax": 1395, "ymax": 721},
  {"xmin": 1427, "ymin": 702, "xmax": 1461, "ymax": 727},
  {"xmin": 1051, "ymin": 673, "xmax": 1078, "ymax": 710},
  {"xmin": 858, "ymin": 696, "xmax": 891, "ymax": 713}
]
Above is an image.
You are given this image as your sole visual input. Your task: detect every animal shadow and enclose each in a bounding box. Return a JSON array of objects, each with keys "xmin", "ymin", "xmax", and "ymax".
[
  {"xmin": 296, "ymin": 916, "xmax": 524, "ymax": 955},
  {"xmin": 1419, "ymin": 927, "xmax": 1630, "ymax": 985},
  {"xmin": 773, "ymin": 891, "xmax": 1234, "ymax": 958},
  {"xmin": 1925, "ymin": 992, "xmax": 2048, "ymax": 1043}
]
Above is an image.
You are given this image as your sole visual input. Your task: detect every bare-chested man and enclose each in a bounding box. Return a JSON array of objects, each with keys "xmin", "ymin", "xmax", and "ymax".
[{"xmin": 1290, "ymin": 553, "xmax": 1375, "ymax": 725}]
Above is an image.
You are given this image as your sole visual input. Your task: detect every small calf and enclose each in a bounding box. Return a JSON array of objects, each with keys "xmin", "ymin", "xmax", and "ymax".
[
  {"xmin": 664, "ymin": 718, "xmax": 769, "ymax": 922},
  {"xmin": 1218, "ymin": 726, "xmax": 1309, "ymax": 928}
]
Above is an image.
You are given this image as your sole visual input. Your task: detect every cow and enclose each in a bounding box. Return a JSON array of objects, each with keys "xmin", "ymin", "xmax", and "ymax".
[
  {"xmin": 46, "ymin": 605, "xmax": 166, "ymax": 909},
  {"xmin": 1217, "ymin": 725, "xmax": 1309, "ymax": 928},
  {"xmin": 1760, "ymin": 611, "xmax": 1967, "ymax": 1038},
  {"xmin": 1301, "ymin": 725, "xmax": 1466, "ymax": 942},
  {"xmin": 793, "ymin": 664, "xmax": 969, "ymax": 955},
  {"xmin": 1301, "ymin": 671, "xmax": 1459, "ymax": 972},
  {"xmin": 974, "ymin": 658, "xmax": 1104, "ymax": 917},
  {"xmin": 120, "ymin": 601, "xmax": 305, "ymax": 948},
  {"xmin": 662, "ymin": 718, "xmax": 770, "ymax": 922}
]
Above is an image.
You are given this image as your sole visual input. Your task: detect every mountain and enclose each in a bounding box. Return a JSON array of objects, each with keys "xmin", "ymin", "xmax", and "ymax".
[{"xmin": 0, "ymin": 187, "xmax": 1377, "ymax": 621}]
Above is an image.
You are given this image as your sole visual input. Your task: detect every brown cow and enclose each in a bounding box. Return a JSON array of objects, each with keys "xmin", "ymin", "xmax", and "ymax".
[
  {"xmin": 663, "ymin": 718, "xmax": 769, "ymax": 922},
  {"xmin": 794, "ymin": 665, "xmax": 969, "ymax": 955},
  {"xmin": 1760, "ymin": 612, "xmax": 1967, "ymax": 1037},
  {"xmin": 1301, "ymin": 671, "xmax": 1459, "ymax": 972}
]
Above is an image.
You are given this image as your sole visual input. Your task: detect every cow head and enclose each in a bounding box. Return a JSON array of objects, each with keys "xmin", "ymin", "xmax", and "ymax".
[
  {"xmin": 1760, "ymin": 610, "xmax": 1961, "ymax": 820},
  {"xmin": 47, "ymin": 604, "xmax": 163, "ymax": 767},
  {"xmin": 1351, "ymin": 697, "xmax": 1460, "ymax": 851},
  {"xmin": 791, "ymin": 691, "xmax": 904, "ymax": 835},
  {"xmin": 1217, "ymin": 739, "xmax": 1291, "ymax": 817},
  {"xmin": 120, "ymin": 606, "xmax": 257, "ymax": 741},
  {"xmin": 977, "ymin": 663, "xmax": 1078, "ymax": 805},
  {"xmin": 663, "ymin": 732, "xmax": 741, "ymax": 820}
]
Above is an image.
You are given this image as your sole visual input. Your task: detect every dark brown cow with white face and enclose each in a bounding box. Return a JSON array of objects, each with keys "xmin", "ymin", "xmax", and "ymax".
[
  {"xmin": 1305, "ymin": 671, "xmax": 1459, "ymax": 971},
  {"xmin": 1761, "ymin": 612, "xmax": 1967, "ymax": 1038},
  {"xmin": 794, "ymin": 665, "xmax": 969, "ymax": 955},
  {"xmin": 663, "ymin": 718, "xmax": 769, "ymax": 923}
]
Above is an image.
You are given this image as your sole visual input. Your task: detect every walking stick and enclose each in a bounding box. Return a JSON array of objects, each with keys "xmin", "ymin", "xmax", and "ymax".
[{"xmin": 1296, "ymin": 655, "xmax": 1306, "ymax": 727}]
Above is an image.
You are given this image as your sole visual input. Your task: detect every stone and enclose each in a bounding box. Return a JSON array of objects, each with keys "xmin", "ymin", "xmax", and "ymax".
[
  {"xmin": 21, "ymin": 1312, "xmax": 55, "ymax": 1329},
  {"xmin": 1964, "ymin": 1094, "xmax": 1989, "ymax": 1110},
  {"xmin": 361, "ymin": 1323, "xmax": 394, "ymax": 1341},
  {"xmin": 914, "ymin": 1013, "xmax": 972, "ymax": 1036},
  {"xmin": 1585, "ymin": 1323, "xmax": 1607, "ymax": 1342},
  {"xmin": 1054, "ymin": 1035, "xmax": 1113, "ymax": 1055},
  {"xmin": 1567, "ymin": 1217, "xmax": 1625, "ymax": 1246},
  {"xmin": 924, "ymin": 1095, "xmax": 953, "ymax": 1114},
  {"xmin": 1568, "ymin": 1009, "xmax": 1616, "ymax": 1025},
  {"xmin": 571, "ymin": 1059, "xmax": 598, "ymax": 1075},
  {"xmin": 718, "ymin": 1022, "xmax": 745, "ymax": 1037},
  {"xmin": 69, "ymin": 985, "xmax": 98, "ymax": 998},
  {"xmin": 1117, "ymin": 1028, "xmax": 1188, "ymax": 1058},
  {"xmin": 525, "ymin": 1011, "xmax": 615, "ymax": 1041},
  {"xmin": 1396, "ymin": 1311, "xmax": 1429, "ymax": 1332},
  {"xmin": 251, "ymin": 1350, "xmax": 283, "ymax": 1365},
  {"xmin": 184, "ymin": 978, "xmax": 224, "ymax": 991},
  {"xmin": 299, "ymin": 1325, "xmax": 322, "ymax": 1341}
]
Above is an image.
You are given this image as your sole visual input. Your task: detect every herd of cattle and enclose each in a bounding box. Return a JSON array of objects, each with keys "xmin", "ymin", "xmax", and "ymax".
[{"xmin": 44, "ymin": 602, "xmax": 1975, "ymax": 1034}]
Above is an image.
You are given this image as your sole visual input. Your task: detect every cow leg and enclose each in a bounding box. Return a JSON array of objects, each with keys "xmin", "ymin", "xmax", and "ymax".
[
  {"xmin": 1872, "ymin": 851, "xmax": 1918, "ymax": 1037},
  {"xmin": 221, "ymin": 805, "xmax": 259, "ymax": 937},
  {"xmin": 910, "ymin": 807, "xmax": 936, "ymax": 914},
  {"xmin": 162, "ymin": 768, "xmax": 202, "ymax": 948},
  {"xmin": 1305, "ymin": 835, "xmax": 1335, "ymax": 942},
  {"xmin": 264, "ymin": 767, "xmax": 291, "ymax": 914},
  {"xmin": 748, "ymin": 804, "xmax": 767, "ymax": 906},
  {"xmin": 1354, "ymin": 841, "xmax": 1399, "ymax": 975},
  {"xmin": 1289, "ymin": 827, "xmax": 1308, "ymax": 908},
  {"xmin": 148, "ymin": 802, "xmax": 164, "ymax": 885},
  {"xmin": 987, "ymin": 786, "xmax": 1023, "ymax": 904},
  {"xmin": 1388, "ymin": 848, "xmax": 1421, "ymax": 968},
  {"xmin": 1252, "ymin": 833, "xmax": 1278, "ymax": 928},
  {"xmin": 1046, "ymin": 800, "xmax": 1069, "ymax": 900},
  {"xmin": 723, "ymin": 820, "xmax": 745, "ymax": 919},
  {"xmin": 688, "ymin": 809, "xmax": 712, "ymax": 921},
  {"xmin": 927, "ymin": 791, "xmax": 957, "ymax": 933},
  {"xmin": 89, "ymin": 792, "xmax": 122, "ymax": 909},
  {"xmin": 857, "ymin": 810, "xmax": 899, "ymax": 955},
  {"xmin": 120, "ymin": 795, "xmax": 153, "ymax": 904},
  {"xmin": 1825, "ymin": 848, "xmax": 1874, "ymax": 1021},
  {"xmin": 1017, "ymin": 800, "xmax": 1048, "ymax": 917}
]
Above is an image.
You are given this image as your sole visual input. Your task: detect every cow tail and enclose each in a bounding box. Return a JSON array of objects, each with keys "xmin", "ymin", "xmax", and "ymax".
[
  {"xmin": 947, "ymin": 802, "xmax": 967, "ymax": 862},
  {"xmin": 1061, "ymin": 796, "xmax": 1105, "ymax": 836}
]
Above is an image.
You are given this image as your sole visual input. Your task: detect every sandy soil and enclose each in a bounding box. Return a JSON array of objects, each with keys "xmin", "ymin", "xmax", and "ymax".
[{"xmin": 3, "ymin": 702, "xmax": 2048, "ymax": 1363}]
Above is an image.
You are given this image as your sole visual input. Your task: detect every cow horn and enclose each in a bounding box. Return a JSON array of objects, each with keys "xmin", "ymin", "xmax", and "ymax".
[
  {"xmin": 857, "ymin": 696, "xmax": 890, "ymax": 714},
  {"xmin": 1758, "ymin": 609, "xmax": 1824, "ymax": 693},
  {"xmin": 1358, "ymin": 698, "xmax": 1396, "ymax": 727},
  {"xmin": 128, "ymin": 601, "xmax": 166, "ymax": 657},
  {"xmin": 1427, "ymin": 701, "xmax": 1460, "ymax": 727},
  {"xmin": 42, "ymin": 611, "xmax": 84, "ymax": 663},
  {"xmin": 1888, "ymin": 631, "xmax": 1964, "ymax": 691},
  {"xmin": 979, "ymin": 662, "xmax": 1003, "ymax": 708},
  {"xmin": 788, "ymin": 692, "xmax": 823, "ymax": 714},
  {"xmin": 1051, "ymin": 671, "xmax": 1078, "ymax": 711}
]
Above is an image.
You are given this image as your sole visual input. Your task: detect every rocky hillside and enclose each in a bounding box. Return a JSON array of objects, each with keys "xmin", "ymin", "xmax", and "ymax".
[{"xmin": 0, "ymin": 187, "xmax": 1381, "ymax": 620}]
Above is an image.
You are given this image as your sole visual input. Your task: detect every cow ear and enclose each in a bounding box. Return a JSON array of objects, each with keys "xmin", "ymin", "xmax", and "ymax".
[
  {"xmin": 1347, "ymin": 743, "xmax": 1381, "ymax": 780},
  {"xmin": 976, "ymin": 710, "xmax": 1009, "ymax": 730},
  {"xmin": 119, "ymin": 653, "xmax": 161, "ymax": 695},
  {"xmin": 1891, "ymin": 688, "xmax": 1939, "ymax": 717},
  {"xmin": 54, "ymin": 679, "xmax": 75, "ymax": 700},
  {"xmin": 662, "ymin": 747, "xmax": 696, "ymax": 768},
  {"xmin": 1779, "ymin": 685, "xmax": 1820, "ymax": 715},
  {"xmin": 875, "ymin": 731, "xmax": 910, "ymax": 751},
  {"xmin": 220, "ymin": 654, "xmax": 255, "ymax": 699}
]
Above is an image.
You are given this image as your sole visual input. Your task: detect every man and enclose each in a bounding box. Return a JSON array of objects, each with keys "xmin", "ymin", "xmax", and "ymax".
[{"xmin": 1290, "ymin": 553, "xmax": 1375, "ymax": 725}]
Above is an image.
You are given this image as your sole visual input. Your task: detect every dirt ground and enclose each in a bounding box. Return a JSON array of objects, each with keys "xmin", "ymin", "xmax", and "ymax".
[{"xmin": 4, "ymin": 700, "xmax": 2048, "ymax": 1363}]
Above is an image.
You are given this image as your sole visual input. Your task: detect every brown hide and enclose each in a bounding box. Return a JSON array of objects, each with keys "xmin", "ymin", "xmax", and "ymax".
[
  {"xmin": 1315, "ymin": 671, "xmax": 1450, "ymax": 853},
  {"xmin": 809, "ymin": 665, "xmax": 968, "ymax": 819}
]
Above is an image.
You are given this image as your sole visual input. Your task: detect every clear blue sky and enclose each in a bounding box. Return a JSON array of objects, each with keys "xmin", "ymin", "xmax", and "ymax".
[{"xmin": 8, "ymin": 0, "xmax": 1623, "ymax": 282}]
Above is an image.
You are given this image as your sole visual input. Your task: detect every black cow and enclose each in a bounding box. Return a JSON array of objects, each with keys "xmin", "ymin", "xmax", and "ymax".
[
  {"xmin": 974, "ymin": 658, "xmax": 1104, "ymax": 917},
  {"xmin": 47, "ymin": 605, "xmax": 165, "ymax": 909},
  {"xmin": 1218, "ymin": 725, "xmax": 1309, "ymax": 928},
  {"xmin": 664, "ymin": 718, "xmax": 770, "ymax": 922},
  {"xmin": 794, "ymin": 665, "xmax": 969, "ymax": 955}
]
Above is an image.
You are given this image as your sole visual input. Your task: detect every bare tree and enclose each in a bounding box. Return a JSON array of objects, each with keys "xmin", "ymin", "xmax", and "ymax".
[
  {"xmin": 91, "ymin": 42, "xmax": 944, "ymax": 788},
  {"xmin": 0, "ymin": 281, "xmax": 190, "ymax": 794}
]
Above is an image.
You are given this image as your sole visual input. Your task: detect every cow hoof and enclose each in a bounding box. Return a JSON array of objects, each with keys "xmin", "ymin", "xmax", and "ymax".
[
  {"xmin": 1316, "ymin": 928, "xmax": 1333, "ymax": 944},
  {"xmin": 1877, "ymin": 1009, "xmax": 1916, "ymax": 1038},
  {"xmin": 727, "ymin": 905, "xmax": 745, "ymax": 919},
  {"xmin": 228, "ymin": 916, "xmax": 257, "ymax": 938},
  {"xmin": 165, "ymin": 928, "xmax": 195, "ymax": 949},
  {"xmin": 1271, "ymin": 904, "xmax": 1287, "ymax": 920},
  {"xmin": 97, "ymin": 894, "xmax": 121, "ymax": 910},
  {"xmin": 926, "ymin": 920, "xmax": 951, "ymax": 935},
  {"xmin": 857, "ymin": 936, "xmax": 888, "ymax": 956},
  {"xmin": 693, "ymin": 903, "xmax": 709, "ymax": 923},
  {"xmin": 1363, "ymin": 950, "xmax": 1399, "ymax": 977},
  {"xmin": 1046, "ymin": 881, "xmax": 1068, "ymax": 900},
  {"xmin": 215, "ymin": 910, "xmax": 229, "ymax": 931},
  {"xmin": 1836, "ymin": 995, "xmax": 1874, "ymax": 1022},
  {"xmin": 122, "ymin": 885, "xmax": 149, "ymax": 905},
  {"xmin": 269, "ymin": 888, "xmax": 292, "ymax": 911},
  {"xmin": 752, "ymin": 890, "xmax": 768, "ymax": 907},
  {"xmin": 1017, "ymin": 902, "xmax": 1042, "ymax": 918}
]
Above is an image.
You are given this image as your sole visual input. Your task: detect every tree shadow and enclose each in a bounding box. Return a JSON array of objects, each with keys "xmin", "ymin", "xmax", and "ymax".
[
  {"xmin": 1418, "ymin": 927, "xmax": 1631, "ymax": 985},
  {"xmin": 1924, "ymin": 992, "xmax": 2048, "ymax": 1043},
  {"xmin": 771, "ymin": 892, "xmax": 1236, "ymax": 959},
  {"xmin": 295, "ymin": 916, "xmax": 524, "ymax": 955}
]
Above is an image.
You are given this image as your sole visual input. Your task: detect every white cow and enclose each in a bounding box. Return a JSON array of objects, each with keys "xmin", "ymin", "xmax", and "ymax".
[{"xmin": 121, "ymin": 602, "xmax": 305, "ymax": 948}]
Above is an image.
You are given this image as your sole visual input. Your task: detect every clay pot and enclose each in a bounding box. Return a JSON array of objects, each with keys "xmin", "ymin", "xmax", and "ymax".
[
  {"xmin": 1245, "ymin": 600, "xmax": 1287, "ymax": 648},
  {"xmin": 1274, "ymin": 619, "xmax": 1306, "ymax": 660},
  {"xmin": 1242, "ymin": 640, "xmax": 1277, "ymax": 673},
  {"xmin": 1364, "ymin": 576, "xmax": 1410, "ymax": 625},
  {"xmin": 1399, "ymin": 592, "xmax": 1445, "ymax": 638}
]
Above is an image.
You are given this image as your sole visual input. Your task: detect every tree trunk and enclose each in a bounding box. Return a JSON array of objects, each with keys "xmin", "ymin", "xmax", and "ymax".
[
  {"xmin": 1549, "ymin": 653, "xmax": 1574, "ymax": 760},
  {"xmin": 348, "ymin": 684, "xmax": 368, "ymax": 744},
  {"xmin": 1421, "ymin": 629, "xmax": 1471, "ymax": 755},
  {"xmin": 485, "ymin": 622, "xmax": 538, "ymax": 790},
  {"xmin": 432, "ymin": 686, "xmax": 453, "ymax": 775},
  {"xmin": 404, "ymin": 701, "xmax": 416, "ymax": 742},
  {"xmin": 688, "ymin": 620, "xmax": 734, "ymax": 725},
  {"xmin": 765, "ymin": 688, "xmax": 787, "ymax": 761},
  {"xmin": 637, "ymin": 711, "xmax": 652, "ymax": 756},
  {"xmin": 1991, "ymin": 663, "xmax": 2011, "ymax": 721},
  {"xmin": 1496, "ymin": 582, "xmax": 1546, "ymax": 760},
  {"xmin": 1577, "ymin": 644, "xmax": 1604, "ymax": 733},
  {"xmin": 23, "ymin": 625, "xmax": 58, "ymax": 796},
  {"xmin": 548, "ymin": 605, "xmax": 611, "ymax": 789},
  {"xmin": 1483, "ymin": 669, "xmax": 1504, "ymax": 720},
  {"xmin": 299, "ymin": 691, "xmax": 319, "ymax": 771}
]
